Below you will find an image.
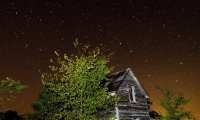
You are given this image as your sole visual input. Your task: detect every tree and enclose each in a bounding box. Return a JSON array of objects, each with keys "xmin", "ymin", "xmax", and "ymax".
[
  {"xmin": 33, "ymin": 43, "xmax": 118, "ymax": 120},
  {"xmin": 0, "ymin": 110, "xmax": 24, "ymax": 120},
  {"xmin": 158, "ymin": 88, "xmax": 195, "ymax": 120},
  {"xmin": 0, "ymin": 77, "xmax": 28, "ymax": 108},
  {"xmin": 30, "ymin": 87, "xmax": 57, "ymax": 120}
]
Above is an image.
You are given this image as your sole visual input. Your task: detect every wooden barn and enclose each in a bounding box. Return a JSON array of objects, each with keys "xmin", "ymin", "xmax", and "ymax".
[{"xmin": 104, "ymin": 68, "xmax": 151, "ymax": 120}]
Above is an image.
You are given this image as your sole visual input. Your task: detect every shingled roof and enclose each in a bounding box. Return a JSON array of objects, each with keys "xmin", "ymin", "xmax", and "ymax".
[{"xmin": 106, "ymin": 68, "xmax": 149, "ymax": 99}]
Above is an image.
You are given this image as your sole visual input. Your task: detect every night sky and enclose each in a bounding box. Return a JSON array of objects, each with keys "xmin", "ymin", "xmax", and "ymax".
[{"xmin": 0, "ymin": 0, "xmax": 200, "ymax": 118}]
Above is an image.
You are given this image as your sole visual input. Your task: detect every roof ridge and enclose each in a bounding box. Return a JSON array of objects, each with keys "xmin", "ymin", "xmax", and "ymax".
[{"xmin": 126, "ymin": 68, "xmax": 150, "ymax": 99}]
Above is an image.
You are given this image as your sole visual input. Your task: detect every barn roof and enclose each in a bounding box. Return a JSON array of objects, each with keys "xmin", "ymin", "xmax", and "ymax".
[{"xmin": 106, "ymin": 68, "xmax": 150, "ymax": 99}]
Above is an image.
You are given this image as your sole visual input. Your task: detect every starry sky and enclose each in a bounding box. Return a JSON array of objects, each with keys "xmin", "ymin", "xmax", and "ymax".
[{"xmin": 0, "ymin": 0, "xmax": 200, "ymax": 118}]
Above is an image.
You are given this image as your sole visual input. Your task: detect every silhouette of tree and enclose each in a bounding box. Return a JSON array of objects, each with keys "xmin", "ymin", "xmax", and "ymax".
[{"xmin": 158, "ymin": 88, "xmax": 195, "ymax": 120}]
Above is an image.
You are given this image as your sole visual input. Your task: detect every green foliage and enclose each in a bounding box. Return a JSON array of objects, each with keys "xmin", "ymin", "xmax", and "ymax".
[
  {"xmin": 33, "ymin": 43, "xmax": 118, "ymax": 120},
  {"xmin": 0, "ymin": 78, "xmax": 28, "ymax": 108},
  {"xmin": 31, "ymin": 88, "xmax": 58, "ymax": 119},
  {"xmin": 158, "ymin": 88, "xmax": 195, "ymax": 120}
]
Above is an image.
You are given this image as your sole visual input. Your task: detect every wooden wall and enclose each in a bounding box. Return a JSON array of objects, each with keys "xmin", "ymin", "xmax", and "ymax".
[{"xmin": 115, "ymin": 71, "xmax": 150, "ymax": 120}]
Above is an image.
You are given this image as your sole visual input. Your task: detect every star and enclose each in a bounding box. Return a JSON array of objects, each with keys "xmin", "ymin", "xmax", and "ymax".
[{"xmin": 25, "ymin": 44, "xmax": 29, "ymax": 48}]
